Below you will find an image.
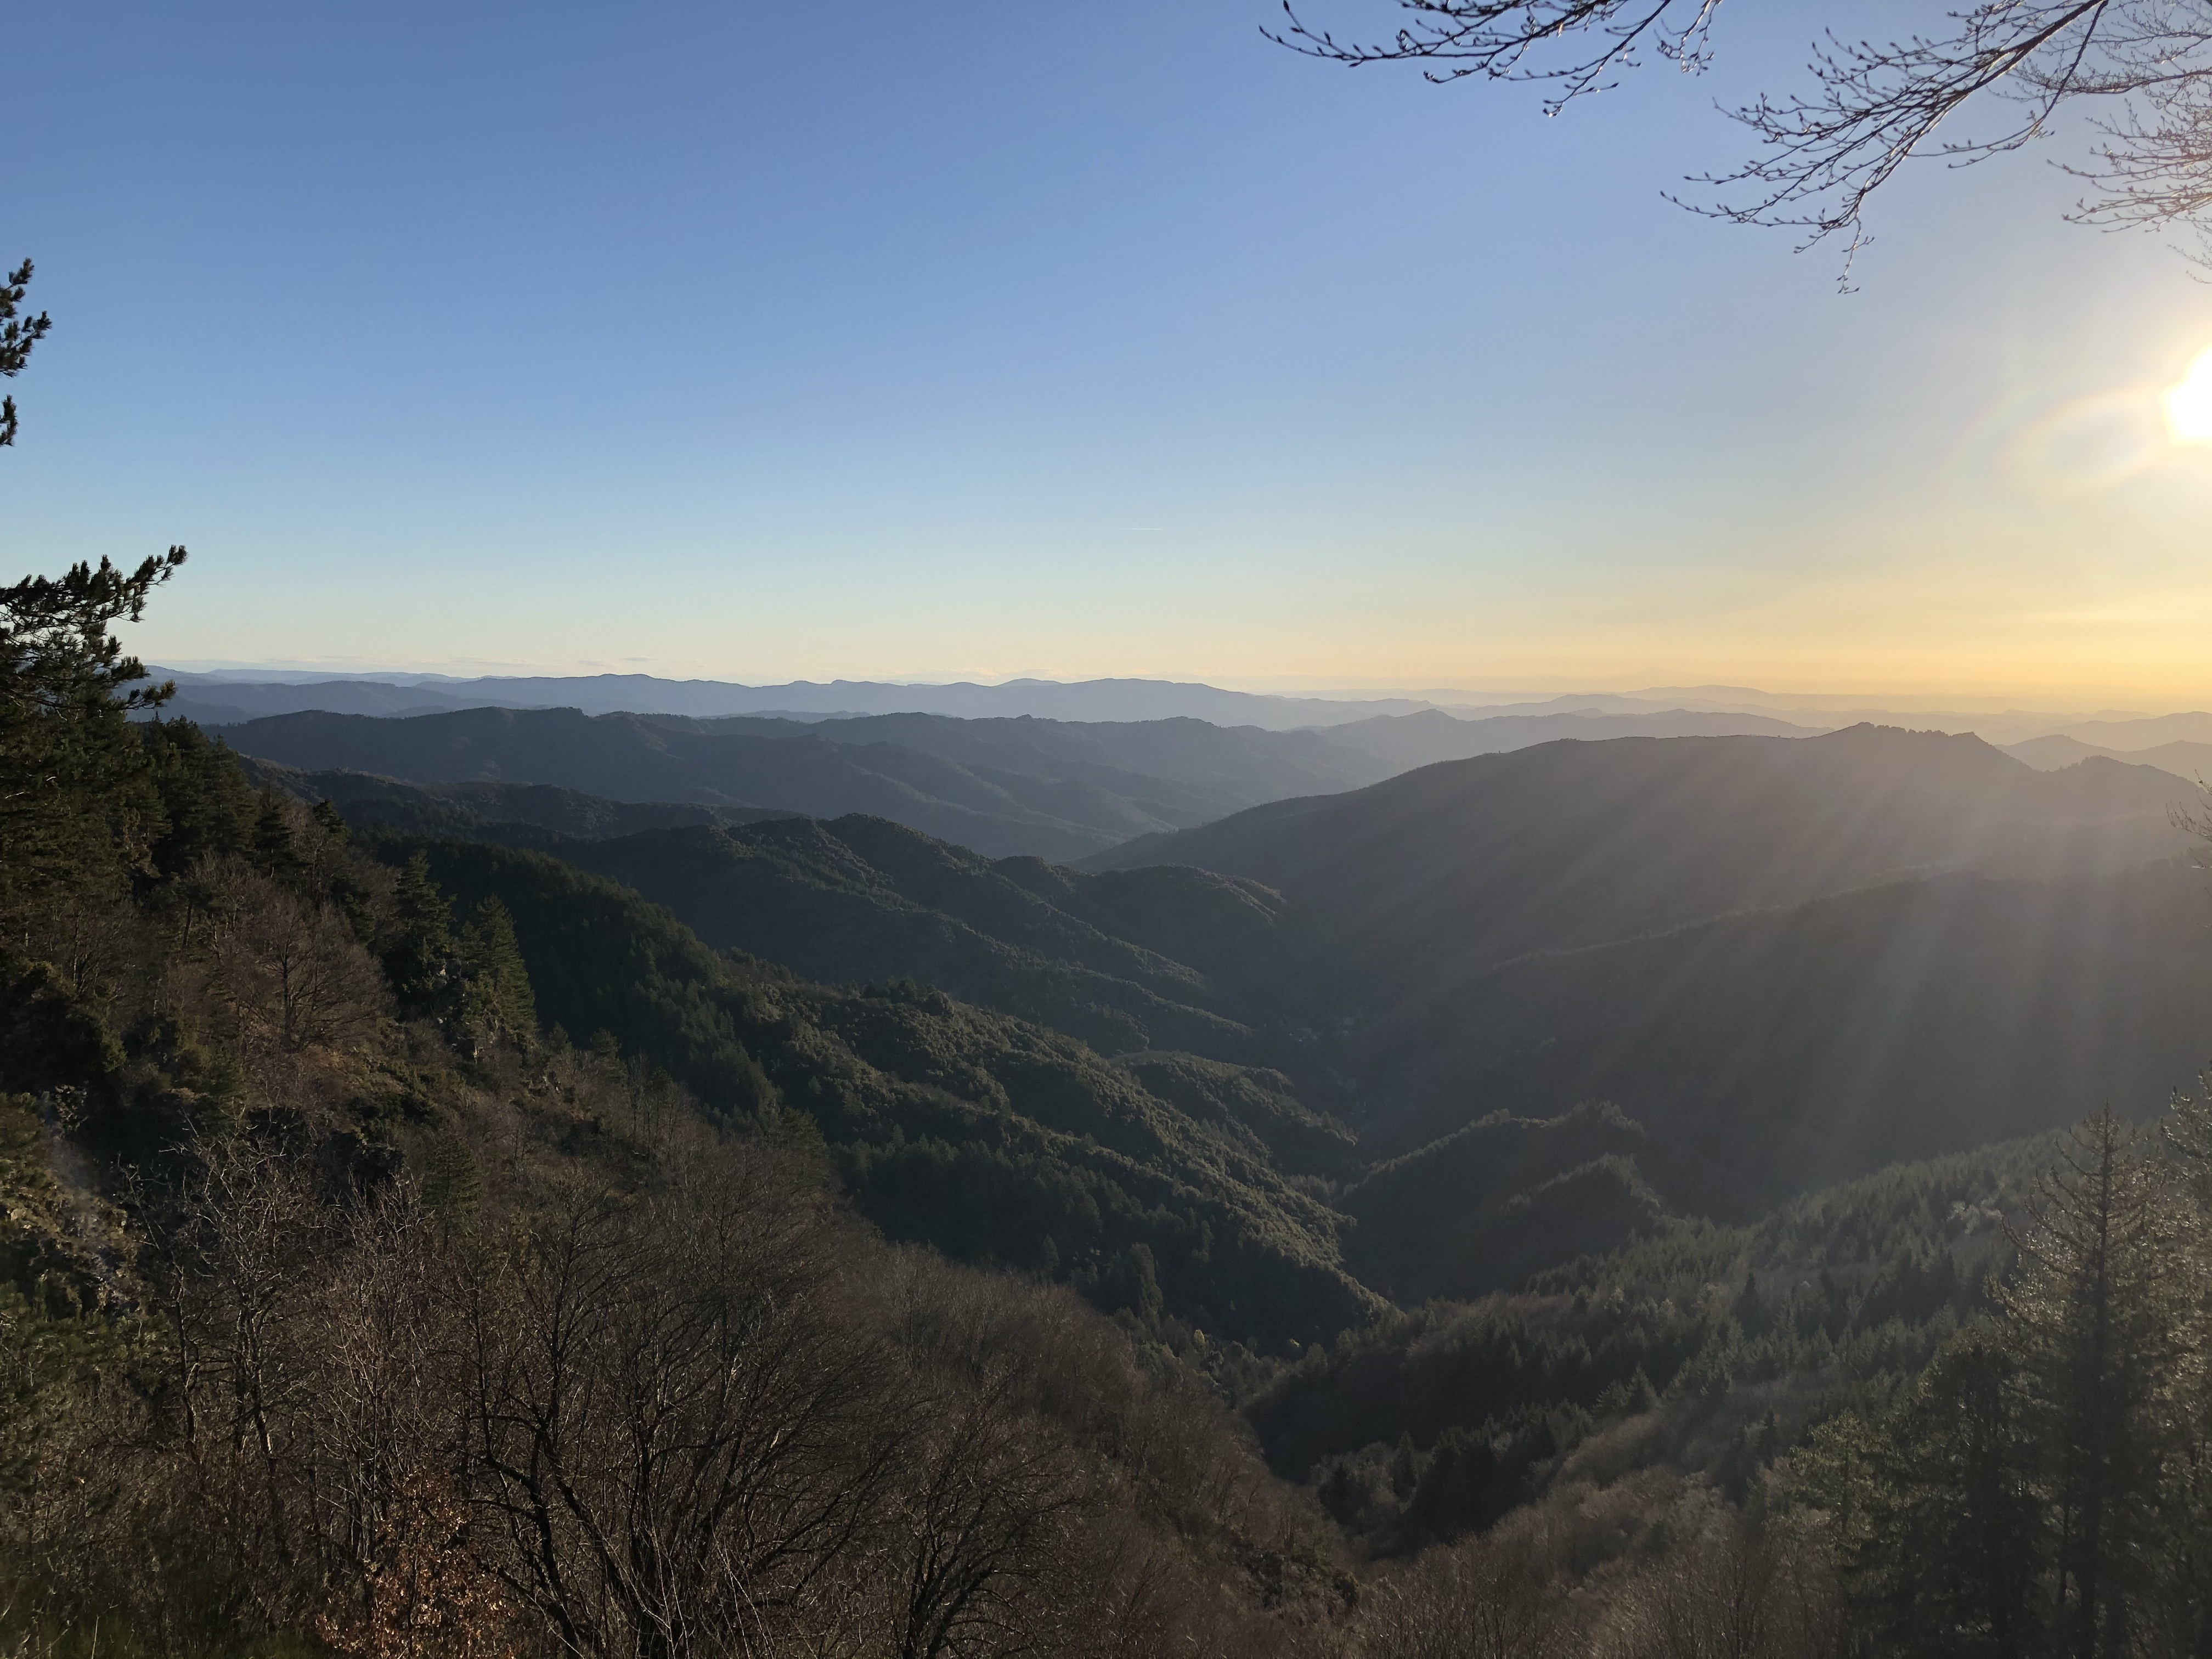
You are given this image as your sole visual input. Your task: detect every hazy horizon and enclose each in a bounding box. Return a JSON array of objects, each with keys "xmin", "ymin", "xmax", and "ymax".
[{"xmin": 136, "ymin": 658, "xmax": 2212, "ymax": 724}]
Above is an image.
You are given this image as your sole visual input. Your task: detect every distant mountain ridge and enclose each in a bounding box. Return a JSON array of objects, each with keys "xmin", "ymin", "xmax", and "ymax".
[
  {"xmin": 151, "ymin": 665, "xmax": 2212, "ymax": 748},
  {"xmin": 2007, "ymin": 731, "xmax": 2212, "ymax": 782},
  {"xmin": 206, "ymin": 703, "xmax": 1829, "ymax": 859},
  {"xmin": 155, "ymin": 669, "xmax": 1449, "ymax": 730}
]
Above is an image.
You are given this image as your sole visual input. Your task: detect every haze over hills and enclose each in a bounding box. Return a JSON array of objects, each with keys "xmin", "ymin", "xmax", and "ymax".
[
  {"xmin": 1086, "ymin": 728, "xmax": 2209, "ymax": 1214},
  {"xmin": 203, "ymin": 702, "xmax": 1828, "ymax": 858},
  {"xmin": 1084, "ymin": 727, "xmax": 2192, "ymax": 950},
  {"xmin": 154, "ymin": 668, "xmax": 1452, "ymax": 729},
  {"xmin": 154, "ymin": 664, "xmax": 2212, "ymax": 749},
  {"xmin": 2006, "ymin": 731, "xmax": 2212, "ymax": 781},
  {"xmin": 1364, "ymin": 860, "xmax": 2212, "ymax": 1216},
  {"xmin": 215, "ymin": 706, "xmax": 1249, "ymax": 860},
  {"xmin": 1313, "ymin": 706, "xmax": 1820, "ymax": 768}
]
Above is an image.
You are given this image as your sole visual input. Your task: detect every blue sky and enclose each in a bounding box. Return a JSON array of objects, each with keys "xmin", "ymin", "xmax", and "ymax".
[{"xmin": 8, "ymin": 1, "xmax": 2212, "ymax": 698}]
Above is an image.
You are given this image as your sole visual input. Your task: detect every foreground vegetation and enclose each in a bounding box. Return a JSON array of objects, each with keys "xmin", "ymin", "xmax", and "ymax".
[{"xmin": 11, "ymin": 547, "xmax": 2212, "ymax": 1656}]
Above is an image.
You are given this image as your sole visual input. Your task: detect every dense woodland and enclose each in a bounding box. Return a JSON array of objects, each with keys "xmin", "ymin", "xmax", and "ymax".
[{"xmin": 13, "ymin": 548, "xmax": 2212, "ymax": 1656}]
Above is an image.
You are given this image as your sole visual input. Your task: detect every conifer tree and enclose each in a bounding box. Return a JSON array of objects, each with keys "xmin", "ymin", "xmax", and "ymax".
[
  {"xmin": 456, "ymin": 896, "xmax": 537, "ymax": 1053},
  {"xmin": 1856, "ymin": 1327, "xmax": 2044, "ymax": 1656},
  {"xmin": 2001, "ymin": 1110, "xmax": 2185, "ymax": 1657},
  {"xmin": 251, "ymin": 787, "xmax": 302, "ymax": 879},
  {"xmin": 0, "ymin": 267, "xmax": 187, "ymax": 954},
  {"xmin": 1829, "ymin": 1111, "xmax": 2199, "ymax": 1656},
  {"xmin": 381, "ymin": 854, "xmax": 453, "ymax": 1015},
  {"xmin": 1, "ymin": 549, "xmax": 188, "ymax": 952},
  {"xmin": 2152, "ymin": 1086, "xmax": 2212, "ymax": 1656},
  {"xmin": 0, "ymin": 258, "xmax": 50, "ymax": 449}
]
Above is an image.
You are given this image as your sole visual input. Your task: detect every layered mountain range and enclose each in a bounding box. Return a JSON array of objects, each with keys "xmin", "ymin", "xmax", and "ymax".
[
  {"xmin": 157, "ymin": 664, "xmax": 2212, "ymax": 747},
  {"xmin": 207, "ymin": 702, "xmax": 1820, "ymax": 859},
  {"xmin": 244, "ymin": 708, "xmax": 2212, "ymax": 1305}
]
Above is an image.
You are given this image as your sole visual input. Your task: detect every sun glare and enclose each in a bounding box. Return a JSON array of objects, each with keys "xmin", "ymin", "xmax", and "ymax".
[{"xmin": 2163, "ymin": 348, "xmax": 2212, "ymax": 444}]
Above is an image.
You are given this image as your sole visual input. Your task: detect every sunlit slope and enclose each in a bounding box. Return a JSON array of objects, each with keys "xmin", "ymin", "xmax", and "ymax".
[
  {"xmin": 554, "ymin": 814, "xmax": 1319, "ymax": 1063},
  {"xmin": 396, "ymin": 836, "xmax": 1383, "ymax": 1344},
  {"xmin": 1250, "ymin": 1130, "xmax": 2066, "ymax": 1491}
]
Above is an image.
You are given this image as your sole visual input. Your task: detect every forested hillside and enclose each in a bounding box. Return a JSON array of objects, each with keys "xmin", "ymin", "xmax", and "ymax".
[
  {"xmin": 262, "ymin": 742, "xmax": 2212, "ymax": 1217},
  {"xmin": 218, "ymin": 706, "xmax": 1167, "ymax": 859},
  {"xmin": 0, "ymin": 553, "xmax": 1378, "ymax": 1657},
  {"xmin": 688, "ymin": 711, "xmax": 1391, "ymax": 810},
  {"xmin": 245, "ymin": 758, "xmax": 800, "ymax": 840}
]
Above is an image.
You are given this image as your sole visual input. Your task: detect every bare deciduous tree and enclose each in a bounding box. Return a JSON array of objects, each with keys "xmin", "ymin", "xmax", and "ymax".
[
  {"xmin": 1344, "ymin": 1525, "xmax": 1577, "ymax": 1659},
  {"xmin": 1594, "ymin": 1506, "xmax": 1839, "ymax": 1659},
  {"xmin": 461, "ymin": 1148, "xmax": 905, "ymax": 1658},
  {"xmin": 885, "ymin": 1377, "xmax": 1088, "ymax": 1659},
  {"xmin": 192, "ymin": 859, "xmax": 388, "ymax": 1062}
]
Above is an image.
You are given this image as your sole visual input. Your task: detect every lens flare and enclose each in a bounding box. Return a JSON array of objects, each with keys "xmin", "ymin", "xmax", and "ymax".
[{"xmin": 2163, "ymin": 348, "xmax": 2212, "ymax": 444}]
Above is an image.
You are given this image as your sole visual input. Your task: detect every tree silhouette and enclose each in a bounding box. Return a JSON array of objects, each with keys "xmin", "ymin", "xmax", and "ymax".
[{"xmin": 0, "ymin": 258, "xmax": 50, "ymax": 448}]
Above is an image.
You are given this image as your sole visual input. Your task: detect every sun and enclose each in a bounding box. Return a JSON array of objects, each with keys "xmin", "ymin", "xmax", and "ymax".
[{"xmin": 2163, "ymin": 347, "xmax": 2212, "ymax": 444}]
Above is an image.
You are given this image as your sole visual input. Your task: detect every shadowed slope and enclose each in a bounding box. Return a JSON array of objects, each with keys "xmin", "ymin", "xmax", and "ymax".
[
  {"xmin": 1086, "ymin": 728, "xmax": 2189, "ymax": 980},
  {"xmin": 1357, "ymin": 861, "xmax": 2212, "ymax": 1212}
]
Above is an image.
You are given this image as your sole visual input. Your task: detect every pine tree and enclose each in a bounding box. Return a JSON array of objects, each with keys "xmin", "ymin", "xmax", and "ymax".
[
  {"xmin": 2151, "ymin": 1085, "xmax": 2212, "ymax": 1657},
  {"xmin": 381, "ymin": 854, "xmax": 453, "ymax": 1015},
  {"xmin": 456, "ymin": 897, "xmax": 537, "ymax": 1054},
  {"xmin": 1858, "ymin": 1327, "xmax": 2045, "ymax": 1657},
  {"xmin": 0, "ymin": 258, "xmax": 50, "ymax": 449},
  {"xmin": 1834, "ymin": 1112, "xmax": 2198, "ymax": 1657},
  {"xmin": 1, "ymin": 550, "xmax": 188, "ymax": 953},
  {"xmin": 251, "ymin": 788, "xmax": 301, "ymax": 879},
  {"xmin": 2001, "ymin": 1110, "xmax": 2186, "ymax": 1658}
]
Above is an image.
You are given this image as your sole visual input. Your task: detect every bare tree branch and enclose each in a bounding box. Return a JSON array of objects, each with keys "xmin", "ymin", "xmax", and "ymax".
[{"xmin": 1274, "ymin": 0, "xmax": 2212, "ymax": 257}]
